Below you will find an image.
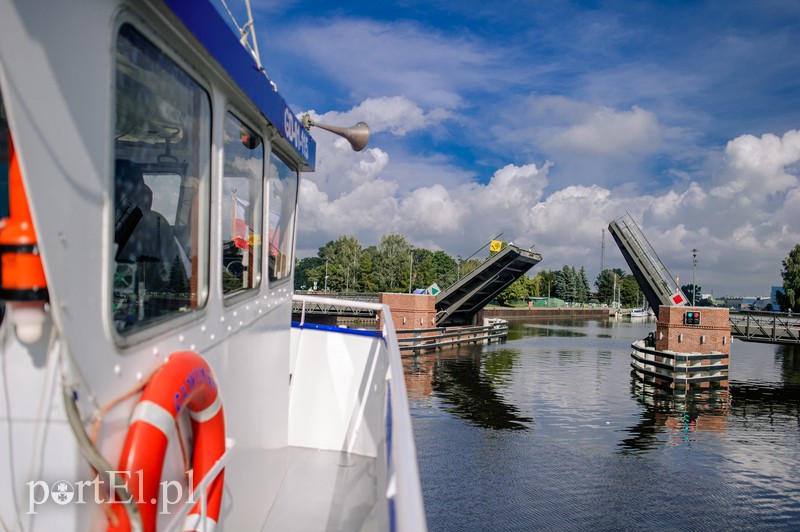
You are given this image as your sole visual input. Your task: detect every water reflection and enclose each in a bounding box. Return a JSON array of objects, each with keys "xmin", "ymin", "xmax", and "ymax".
[
  {"xmin": 409, "ymin": 320, "xmax": 800, "ymax": 531},
  {"xmin": 776, "ymin": 343, "xmax": 800, "ymax": 386},
  {"xmin": 404, "ymin": 344, "xmax": 532, "ymax": 430},
  {"xmin": 520, "ymin": 323, "xmax": 587, "ymax": 338},
  {"xmin": 620, "ymin": 377, "xmax": 730, "ymax": 454}
]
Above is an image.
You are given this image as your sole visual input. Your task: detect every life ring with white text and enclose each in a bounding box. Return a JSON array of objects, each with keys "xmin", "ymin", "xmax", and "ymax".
[{"xmin": 109, "ymin": 351, "xmax": 226, "ymax": 532}]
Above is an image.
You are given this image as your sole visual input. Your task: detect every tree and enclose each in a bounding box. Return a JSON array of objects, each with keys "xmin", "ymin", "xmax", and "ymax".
[
  {"xmin": 578, "ymin": 266, "xmax": 590, "ymax": 303},
  {"xmin": 295, "ymin": 256, "xmax": 323, "ymax": 290},
  {"xmin": 680, "ymin": 284, "xmax": 702, "ymax": 307},
  {"xmin": 496, "ymin": 275, "xmax": 530, "ymax": 305},
  {"xmin": 595, "ymin": 268, "xmax": 626, "ymax": 305},
  {"xmin": 535, "ymin": 270, "xmax": 557, "ymax": 299},
  {"xmin": 416, "ymin": 250, "xmax": 457, "ymax": 290},
  {"xmin": 372, "ymin": 234, "xmax": 411, "ymax": 292},
  {"xmin": 358, "ymin": 247, "xmax": 378, "ymax": 292},
  {"xmin": 553, "ymin": 267, "xmax": 568, "ymax": 300},
  {"xmin": 458, "ymin": 257, "xmax": 484, "ymax": 278},
  {"xmin": 620, "ymin": 276, "xmax": 639, "ymax": 307},
  {"xmin": 311, "ymin": 236, "xmax": 362, "ymax": 292},
  {"xmin": 408, "ymin": 247, "xmax": 432, "ymax": 292},
  {"xmin": 779, "ymin": 244, "xmax": 800, "ymax": 312},
  {"xmin": 166, "ymin": 255, "xmax": 187, "ymax": 292},
  {"xmin": 527, "ymin": 273, "xmax": 542, "ymax": 298}
]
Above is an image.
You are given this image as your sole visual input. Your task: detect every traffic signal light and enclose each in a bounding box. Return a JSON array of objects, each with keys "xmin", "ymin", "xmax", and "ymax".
[{"xmin": 684, "ymin": 311, "xmax": 701, "ymax": 325}]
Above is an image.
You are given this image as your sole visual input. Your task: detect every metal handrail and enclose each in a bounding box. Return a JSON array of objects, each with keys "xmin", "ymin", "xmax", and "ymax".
[
  {"xmin": 163, "ymin": 438, "xmax": 236, "ymax": 532},
  {"xmin": 729, "ymin": 311, "xmax": 800, "ymax": 344},
  {"xmin": 397, "ymin": 322, "xmax": 509, "ymax": 352}
]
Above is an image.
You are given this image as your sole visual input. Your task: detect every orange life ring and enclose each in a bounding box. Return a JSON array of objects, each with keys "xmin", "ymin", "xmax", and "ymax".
[{"xmin": 109, "ymin": 351, "xmax": 226, "ymax": 532}]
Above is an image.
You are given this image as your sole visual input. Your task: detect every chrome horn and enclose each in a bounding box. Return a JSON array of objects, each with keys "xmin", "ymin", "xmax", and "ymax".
[{"xmin": 301, "ymin": 114, "xmax": 370, "ymax": 152}]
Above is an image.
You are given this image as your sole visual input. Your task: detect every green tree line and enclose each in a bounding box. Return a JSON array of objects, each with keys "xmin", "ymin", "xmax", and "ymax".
[
  {"xmin": 296, "ymin": 236, "xmax": 800, "ymax": 311},
  {"xmin": 777, "ymin": 243, "xmax": 800, "ymax": 312},
  {"xmin": 295, "ymin": 233, "xmax": 646, "ymax": 307},
  {"xmin": 295, "ymin": 233, "xmax": 483, "ymax": 294}
]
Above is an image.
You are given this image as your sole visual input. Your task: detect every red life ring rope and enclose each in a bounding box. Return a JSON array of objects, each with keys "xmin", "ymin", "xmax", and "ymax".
[{"xmin": 109, "ymin": 351, "xmax": 226, "ymax": 532}]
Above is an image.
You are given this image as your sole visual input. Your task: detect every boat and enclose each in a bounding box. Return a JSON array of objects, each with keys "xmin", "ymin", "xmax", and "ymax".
[
  {"xmin": 0, "ymin": 1, "xmax": 425, "ymax": 530},
  {"xmin": 629, "ymin": 292, "xmax": 653, "ymax": 318}
]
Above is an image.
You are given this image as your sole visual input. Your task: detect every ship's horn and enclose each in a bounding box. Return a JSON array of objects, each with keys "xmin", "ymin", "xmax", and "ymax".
[{"xmin": 302, "ymin": 114, "xmax": 370, "ymax": 152}]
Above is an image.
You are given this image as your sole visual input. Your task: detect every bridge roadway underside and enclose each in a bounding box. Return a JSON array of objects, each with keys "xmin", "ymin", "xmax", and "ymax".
[
  {"xmin": 608, "ymin": 218, "xmax": 680, "ymax": 317},
  {"xmin": 436, "ymin": 245, "xmax": 542, "ymax": 327}
]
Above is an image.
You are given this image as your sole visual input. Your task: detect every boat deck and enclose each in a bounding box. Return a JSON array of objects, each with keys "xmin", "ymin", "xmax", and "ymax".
[{"xmin": 220, "ymin": 446, "xmax": 383, "ymax": 531}]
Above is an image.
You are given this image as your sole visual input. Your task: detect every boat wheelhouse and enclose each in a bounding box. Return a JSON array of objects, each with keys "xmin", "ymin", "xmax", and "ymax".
[{"xmin": 0, "ymin": 1, "xmax": 425, "ymax": 530}]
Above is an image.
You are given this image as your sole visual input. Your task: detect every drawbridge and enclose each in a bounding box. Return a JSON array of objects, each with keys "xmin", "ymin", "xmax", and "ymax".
[
  {"xmin": 608, "ymin": 213, "xmax": 687, "ymax": 317},
  {"xmin": 435, "ymin": 244, "xmax": 542, "ymax": 326}
]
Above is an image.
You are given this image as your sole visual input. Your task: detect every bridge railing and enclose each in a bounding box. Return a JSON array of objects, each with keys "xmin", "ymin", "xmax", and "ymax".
[
  {"xmin": 729, "ymin": 311, "xmax": 800, "ymax": 344},
  {"xmin": 291, "ymin": 291, "xmax": 380, "ymax": 317},
  {"xmin": 294, "ymin": 290, "xmax": 379, "ymax": 301}
]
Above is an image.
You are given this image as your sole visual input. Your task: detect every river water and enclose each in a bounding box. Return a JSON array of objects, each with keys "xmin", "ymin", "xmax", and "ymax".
[{"xmin": 404, "ymin": 318, "xmax": 800, "ymax": 531}]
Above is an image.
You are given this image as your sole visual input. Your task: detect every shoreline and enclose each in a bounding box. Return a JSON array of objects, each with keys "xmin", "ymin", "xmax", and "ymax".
[{"xmin": 477, "ymin": 306, "xmax": 610, "ymax": 321}]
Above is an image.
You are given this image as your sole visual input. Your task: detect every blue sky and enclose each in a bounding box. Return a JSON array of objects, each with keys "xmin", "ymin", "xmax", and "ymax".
[{"xmin": 225, "ymin": 0, "xmax": 800, "ymax": 296}]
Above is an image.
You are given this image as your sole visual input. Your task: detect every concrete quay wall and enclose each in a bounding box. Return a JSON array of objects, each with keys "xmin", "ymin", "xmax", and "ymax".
[{"xmin": 477, "ymin": 307, "xmax": 609, "ymax": 322}]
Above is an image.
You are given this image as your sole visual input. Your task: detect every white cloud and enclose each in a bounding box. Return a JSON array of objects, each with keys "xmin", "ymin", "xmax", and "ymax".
[
  {"xmin": 306, "ymin": 96, "xmax": 452, "ymax": 137},
  {"xmin": 650, "ymin": 182, "xmax": 707, "ymax": 220},
  {"xmin": 296, "ymin": 92, "xmax": 800, "ymax": 295},
  {"xmin": 545, "ymin": 105, "xmax": 663, "ymax": 157},
  {"xmin": 711, "ymin": 130, "xmax": 800, "ymax": 203},
  {"xmin": 398, "ymin": 184, "xmax": 465, "ymax": 235},
  {"xmin": 471, "ymin": 163, "xmax": 550, "ymax": 212}
]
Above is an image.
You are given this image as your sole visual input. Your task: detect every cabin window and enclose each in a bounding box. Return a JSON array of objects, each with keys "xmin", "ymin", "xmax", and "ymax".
[
  {"xmin": 267, "ymin": 153, "xmax": 298, "ymax": 282},
  {"xmin": 222, "ymin": 112, "xmax": 263, "ymax": 297},
  {"xmin": 112, "ymin": 24, "xmax": 210, "ymax": 335}
]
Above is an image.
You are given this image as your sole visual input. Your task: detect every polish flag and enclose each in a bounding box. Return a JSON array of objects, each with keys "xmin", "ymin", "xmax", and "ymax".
[
  {"xmin": 232, "ymin": 195, "xmax": 249, "ymax": 250},
  {"xmin": 268, "ymin": 211, "xmax": 280, "ymax": 257}
]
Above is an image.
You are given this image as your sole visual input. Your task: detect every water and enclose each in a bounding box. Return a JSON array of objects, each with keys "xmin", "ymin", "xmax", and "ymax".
[{"xmin": 404, "ymin": 319, "xmax": 800, "ymax": 531}]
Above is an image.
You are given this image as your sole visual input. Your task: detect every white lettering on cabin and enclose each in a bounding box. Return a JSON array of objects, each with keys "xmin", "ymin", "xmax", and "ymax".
[{"xmin": 283, "ymin": 108, "xmax": 309, "ymax": 161}]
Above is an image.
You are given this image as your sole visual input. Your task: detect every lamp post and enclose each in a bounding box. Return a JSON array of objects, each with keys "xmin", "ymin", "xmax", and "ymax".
[
  {"xmin": 691, "ymin": 248, "xmax": 698, "ymax": 306},
  {"xmin": 408, "ymin": 247, "xmax": 413, "ymax": 294}
]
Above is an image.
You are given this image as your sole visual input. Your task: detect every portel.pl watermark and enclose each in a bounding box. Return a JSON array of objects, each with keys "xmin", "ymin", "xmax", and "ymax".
[{"xmin": 26, "ymin": 470, "xmax": 195, "ymax": 515}]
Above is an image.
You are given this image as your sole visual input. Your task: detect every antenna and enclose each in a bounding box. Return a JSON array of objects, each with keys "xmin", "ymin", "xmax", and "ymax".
[
  {"xmin": 301, "ymin": 114, "xmax": 370, "ymax": 152},
  {"xmin": 601, "ymin": 228, "xmax": 605, "ymax": 272},
  {"xmin": 220, "ymin": 0, "xmax": 278, "ymax": 90}
]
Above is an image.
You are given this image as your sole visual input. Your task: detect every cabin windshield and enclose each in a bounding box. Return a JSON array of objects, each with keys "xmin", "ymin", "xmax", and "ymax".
[
  {"xmin": 267, "ymin": 153, "xmax": 298, "ymax": 282},
  {"xmin": 222, "ymin": 112, "xmax": 263, "ymax": 297},
  {"xmin": 112, "ymin": 24, "xmax": 210, "ymax": 335}
]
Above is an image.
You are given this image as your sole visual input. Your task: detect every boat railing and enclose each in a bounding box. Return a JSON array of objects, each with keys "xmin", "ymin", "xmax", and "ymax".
[
  {"xmin": 292, "ymin": 294, "xmax": 427, "ymax": 531},
  {"xmin": 163, "ymin": 438, "xmax": 236, "ymax": 532}
]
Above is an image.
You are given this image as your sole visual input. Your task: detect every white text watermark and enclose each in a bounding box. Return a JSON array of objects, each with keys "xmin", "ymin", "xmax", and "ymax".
[{"xmin": 26, "ymin": 470, "xmax": 194, "ymax": 515}]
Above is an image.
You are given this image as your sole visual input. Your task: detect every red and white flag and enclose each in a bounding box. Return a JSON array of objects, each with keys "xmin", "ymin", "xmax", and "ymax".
[{"xmin": 232, "ymin": 195, "xmax": 250, "ymax": 250}]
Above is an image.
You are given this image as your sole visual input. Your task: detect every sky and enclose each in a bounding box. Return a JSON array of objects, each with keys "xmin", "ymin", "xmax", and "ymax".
[{"xmin": 227, "ymin": 0, "xmax": 799, "ymax": 297}]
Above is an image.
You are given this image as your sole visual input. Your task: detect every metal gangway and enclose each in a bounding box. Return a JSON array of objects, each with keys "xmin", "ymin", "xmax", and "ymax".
[
  {"xmin": 291, "ymin": 292, "xmax": 380, "ymax": 317},
  {"xmin": 608, "ymin": 213, "xmax": 687, "ymax": 317},
  {"xmin": 435, "ymin": 244, "xmax": 542, "ymax": 326}
]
